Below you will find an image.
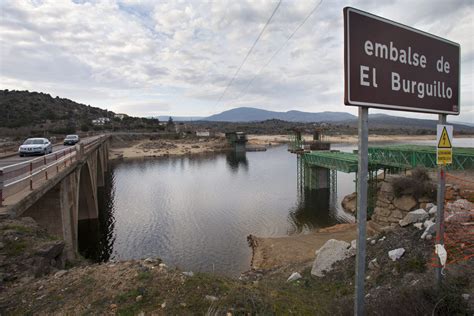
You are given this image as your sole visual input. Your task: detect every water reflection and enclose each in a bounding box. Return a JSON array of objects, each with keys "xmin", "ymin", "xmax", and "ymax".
[
  {"xmin": 288, "ymin": 188, "xmax": 340, "ymax": 234},
  {"xmin": 225, "ymin": 151, "xmax": 248, "ymax": 172}
]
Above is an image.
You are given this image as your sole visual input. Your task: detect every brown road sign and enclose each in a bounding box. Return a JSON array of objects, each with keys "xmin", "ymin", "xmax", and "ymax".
[{"xmin": 344, "ymin": 7, "xmax": 460, "ymax": 115}]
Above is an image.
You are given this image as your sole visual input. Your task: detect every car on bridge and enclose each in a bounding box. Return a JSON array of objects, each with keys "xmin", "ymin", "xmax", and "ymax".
[
  {"xmin": 18, "ymin": 138, "xmax": 53, "ymax": 156},
  {"xmin": 63, "ymin": 134, "xmax": 80, "ymax": 146}
]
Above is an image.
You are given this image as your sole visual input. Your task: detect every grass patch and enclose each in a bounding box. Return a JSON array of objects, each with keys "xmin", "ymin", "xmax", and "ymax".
[
  {"xmin": 1, "ymin": 225, "xmax": 34, "ymax": 234},
  {"xmin": 116, "ymin": 289, "xmax": 141, "ymax": 303},
  {"xmin": 404, "ymin": 253, "xmax": 427, "ymax": 273},
  {"xmin": 137, "ymin": 271, "xmax": 152, "ymax": 281},
  {"xmin": 4, "ymin": 240, "xmax": 28, "ymax": 256}
]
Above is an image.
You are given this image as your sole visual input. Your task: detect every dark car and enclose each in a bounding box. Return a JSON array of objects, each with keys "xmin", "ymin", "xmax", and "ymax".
[{"xmin": 63, "ymin": 135, "xmax": 80, "ymax": 145}]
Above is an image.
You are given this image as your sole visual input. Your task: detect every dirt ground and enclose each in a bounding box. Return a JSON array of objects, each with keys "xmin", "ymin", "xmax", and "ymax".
[
  {"xmin": 247, "ymin": 223, "xmax": 386, "ymax": 270},
  {"xmin": 109, "ymin": 137, "xmax": 229, "ymax": 160}
]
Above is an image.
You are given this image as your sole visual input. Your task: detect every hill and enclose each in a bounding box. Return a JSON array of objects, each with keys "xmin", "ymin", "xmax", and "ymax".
[
  {"xmin": 0, "ymin": 90, "xmax": 163, "ymax": 137},
  {"xmin": 204, "ymin": 107, "xmax": 356, "ymax": 122},
  {"xmin": 0, "ymin": 90, "xmax": 110, "ymax": 129}
]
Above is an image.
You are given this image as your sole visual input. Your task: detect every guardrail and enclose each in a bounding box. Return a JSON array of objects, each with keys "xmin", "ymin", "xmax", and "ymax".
[{"xmin": 0, "ymin": 135, "xmax": 107, "ymax": 207}]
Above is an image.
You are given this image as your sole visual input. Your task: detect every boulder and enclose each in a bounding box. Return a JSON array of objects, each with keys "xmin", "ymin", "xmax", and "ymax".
[
  {"xmin": 311, "ymin": 239, "xmax": 354, "ymax": 277},
  {"xmin": 423, "ymin": 219, "xmax": 434, "ymax": 229},
  {"xmin": 368, "ymin": 258, "xmax": 380, "ymax": 270},
  {"xmin": 388, "ymin": 248, "xmax": 405, "ymax": 261},
  {"xmin": 399, "ymin": 209, "xmax": 428, "ymax": 227},
  {"xmin": 341, "ymin": 192, "xmax": 357, "ymax": 213},
  {"xmin": 425, "ymin": 203, "xmax": 435, "ymax": 212},
  {"xmin": 421, "ymin": 220, "xmax": 436, "ymax": 239},
  {"xmin": 34, "ymin": 241, "xmax": 65, "ymax": 259},
  {"xmin": 428, "ymin": 205, "xmax": 437, "ymax": 215},
  {"xmin": 287, "ymin": 272, "xmax": 302, "ymax": 282},
  {"xmin": 393, "ymin": 195, "xmax": 417, "ymax": 212},
  {"xmin": 413, "ymin": 223, "xmax": 423, "ymax": 230}
]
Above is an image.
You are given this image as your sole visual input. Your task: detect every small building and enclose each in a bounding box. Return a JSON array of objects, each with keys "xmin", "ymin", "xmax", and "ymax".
[
  {"xmin": 196, "ymin": 130, "xmax": 211, "ymax": 137},
  {"xmin": 114, "ymin": 113, "xmax": 128, "ymax": 120},
  {"xmin": 92, "ymin": 117, "xmax": 111, "ymax": 126}
]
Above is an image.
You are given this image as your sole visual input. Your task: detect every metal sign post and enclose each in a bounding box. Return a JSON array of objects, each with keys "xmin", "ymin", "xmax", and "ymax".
[
  {"xmin": 435, "ymin": 115, "xmax": 447, "ymax": 286},
  {"xmin": 355, "ymin": 107, "xmax": 369, "ymax": 315}
]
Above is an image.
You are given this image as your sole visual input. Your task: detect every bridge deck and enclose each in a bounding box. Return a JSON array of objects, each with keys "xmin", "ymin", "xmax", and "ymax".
[{"xmin": 303, "ymin": 145, "xmax": 474, "ymax": 173}]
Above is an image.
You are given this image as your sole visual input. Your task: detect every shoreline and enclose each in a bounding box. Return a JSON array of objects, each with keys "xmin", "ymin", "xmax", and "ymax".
[{"xmin": 108, "ymin": 134, "xmax": 473, "ymax": 161}]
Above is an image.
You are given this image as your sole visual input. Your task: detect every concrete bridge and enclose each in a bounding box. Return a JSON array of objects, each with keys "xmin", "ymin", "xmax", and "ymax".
[{"xmin": 0, "ymin": 135, "xmax": 110, "ymax": 258}]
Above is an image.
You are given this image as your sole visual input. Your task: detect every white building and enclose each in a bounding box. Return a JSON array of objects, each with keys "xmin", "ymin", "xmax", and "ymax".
[
  {"xmin": 92, "ymin": 117, "xmax": 111, "ymax": 125},
  {"xmin": 196, "ymin": 130, "xmax": 211, "ymax": 137}
]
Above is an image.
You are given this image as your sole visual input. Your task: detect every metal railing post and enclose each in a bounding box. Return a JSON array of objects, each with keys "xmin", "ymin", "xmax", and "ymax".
[
  {"xmin": 56, "ymin": 153, "xmax": 59, "ymax": 174},
  {"xmin": 0, "ymin": 169, "xmax": 4, "ymax": 207},
  {"xmin": 29, "ymin": 162, "xmax": 33, "ymax": 190},
  {"xmin": 44, "ymin": 155, "xmax": 48, "ymax": 180}
]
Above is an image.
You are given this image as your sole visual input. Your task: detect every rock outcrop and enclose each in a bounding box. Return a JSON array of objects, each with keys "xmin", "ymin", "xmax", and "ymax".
[
  {"xmin": 371, "ymin": 176, "xmax": 434, "ymax": 228},
  {"xmin": 0, "ymin": 217, "xmax": 67, "ymax": 289},
  {"xmin": 341, "ymin": 192, "xmax": 357, "ymax": 214}
]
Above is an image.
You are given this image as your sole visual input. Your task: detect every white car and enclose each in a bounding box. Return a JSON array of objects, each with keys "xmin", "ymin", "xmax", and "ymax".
[{"xmin": 19, "ymin": 138, "xmax": 53, "ymax": 157}]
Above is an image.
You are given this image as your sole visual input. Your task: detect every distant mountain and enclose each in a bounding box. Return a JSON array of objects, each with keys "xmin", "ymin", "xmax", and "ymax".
[
  {"xmin": 203, "ymin": 107, "xmax": 356, "ymax": 122},
  {"xmin": 338, "ymin": 113, "xmax": 473, "ymax": 131}
]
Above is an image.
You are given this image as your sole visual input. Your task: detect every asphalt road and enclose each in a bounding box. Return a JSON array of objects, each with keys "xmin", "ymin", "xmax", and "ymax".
[{"xmin": 0, "ymin": 139, "xmax": 87, "ymax": 169}]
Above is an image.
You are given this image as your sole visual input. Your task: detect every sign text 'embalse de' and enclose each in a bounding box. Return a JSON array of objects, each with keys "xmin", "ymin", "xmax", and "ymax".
[{"xmin": 344, "ymin": 7, "xmax": 460, "ymax": 115}]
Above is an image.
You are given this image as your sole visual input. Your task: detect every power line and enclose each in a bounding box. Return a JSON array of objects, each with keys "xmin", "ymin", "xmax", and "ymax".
[
  {"xmin": 235, "ymin": 0, "xmax": 323, "ymax": 101},
  {"xmin": 215, "ymin": 0, "xmax": 282, "ymax": 105}
]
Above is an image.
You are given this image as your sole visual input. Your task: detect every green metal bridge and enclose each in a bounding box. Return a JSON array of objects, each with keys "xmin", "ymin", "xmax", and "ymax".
[
  {"xmin": 296, "ymin": 144, "xmax": 474, "ymax": 215},
  {"xmin": 302, "ymin": 145, "xmax": 474, "ymax": 173}
]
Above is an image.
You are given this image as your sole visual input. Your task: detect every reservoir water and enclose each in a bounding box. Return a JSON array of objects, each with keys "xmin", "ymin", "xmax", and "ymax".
[{"xmin": 78, "ymin": 138, "xmax": 472, "ymax": 277}]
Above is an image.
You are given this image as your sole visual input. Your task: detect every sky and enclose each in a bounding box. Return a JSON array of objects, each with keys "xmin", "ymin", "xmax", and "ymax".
[{"xmin": 0, "ymin": 0, "xmax": 473, "ymax": 122}]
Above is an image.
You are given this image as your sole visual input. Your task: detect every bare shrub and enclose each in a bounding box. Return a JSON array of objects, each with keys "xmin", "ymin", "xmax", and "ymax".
[{"xmin": 392, "ymin": 167, "xmax": 436, "ymax": 200}]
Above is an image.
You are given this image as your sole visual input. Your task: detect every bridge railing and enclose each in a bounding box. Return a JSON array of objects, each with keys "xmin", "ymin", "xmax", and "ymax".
[{"xmin": 0, "ymin": 135, "xmax": 106, "ymax": 207}]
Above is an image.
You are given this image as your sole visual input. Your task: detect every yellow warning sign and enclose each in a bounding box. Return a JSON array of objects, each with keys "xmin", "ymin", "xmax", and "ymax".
[
  {"xmin": 437, "ymin": 149, "xmax": 452, "ymax": 165},
  {"xmin": 437, "ymin": 127, "xmax": 452, "ymax": 148},
  {"xmin": 436, "ymin": 124, "xmax": 453, "ymax": 165}
]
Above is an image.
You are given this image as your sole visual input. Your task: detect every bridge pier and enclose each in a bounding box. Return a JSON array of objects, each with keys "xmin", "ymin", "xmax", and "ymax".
[
  {"xmin": 22, "ymin": 171, "xmax": 78, "ymax": 259},
  {"xmin": 304, "ymin": 166, "xmax": 330, "ymax": 190}
]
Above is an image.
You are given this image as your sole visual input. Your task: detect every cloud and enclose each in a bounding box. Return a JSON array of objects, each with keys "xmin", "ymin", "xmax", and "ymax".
[{"xmin": 0, "ymin": 0, "xmax": 472, "ymax": 120}]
